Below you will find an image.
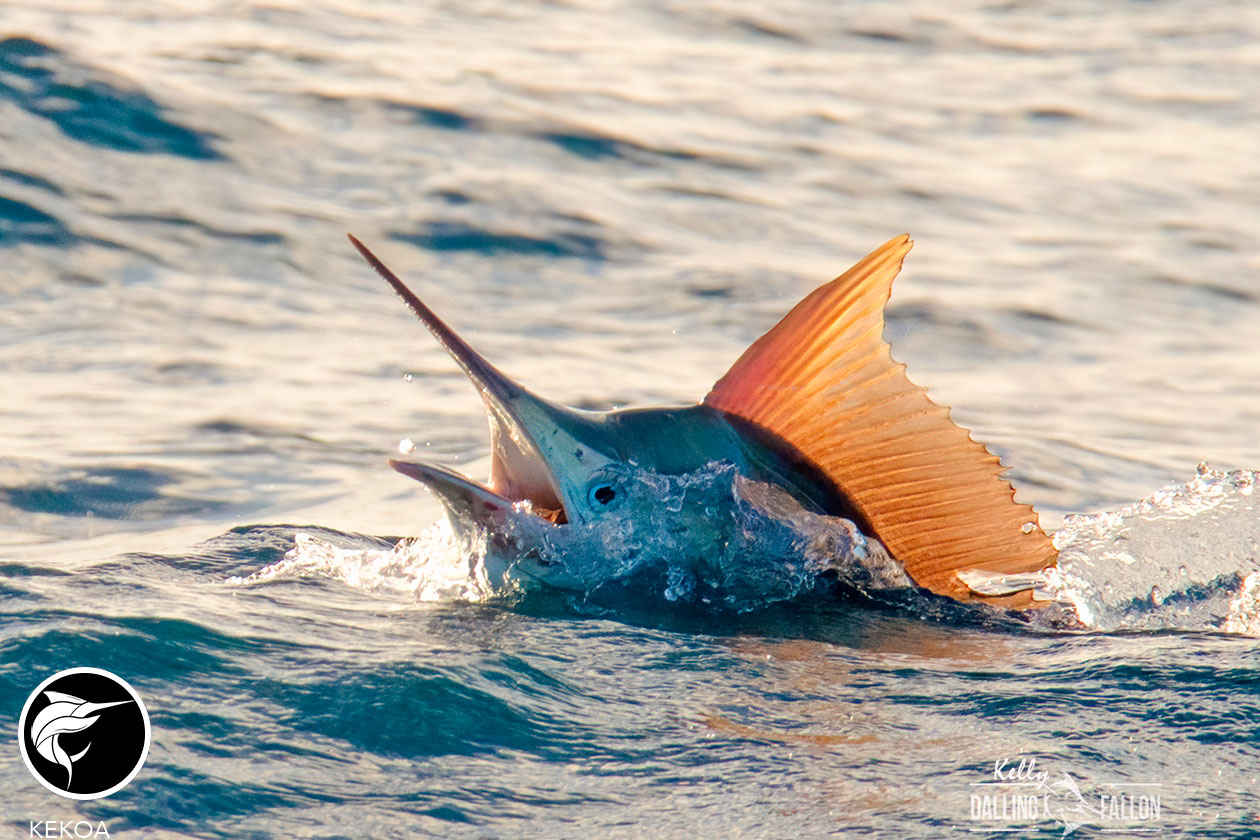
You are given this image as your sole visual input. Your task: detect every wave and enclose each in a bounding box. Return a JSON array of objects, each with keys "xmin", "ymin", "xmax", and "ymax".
[
  {"xmin": 232, "ymin": 462, "xmax": 1260, "ymax": 635},
  {"xmin": 0, "ymin": 36, "xmax": 221, "ymax": 159}
]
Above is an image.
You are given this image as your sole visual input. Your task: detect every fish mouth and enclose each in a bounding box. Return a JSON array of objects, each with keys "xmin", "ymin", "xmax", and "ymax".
[
  {"xmin": 351, "ymin": 235, "xmax": 571, "ymax": 525},
  {"xmin": 394, "ymin": 346, "xmax": 572, "ymax": 525},
  {"xmin": 388, "ymin": 458, "xmax": 563, "ymax": 524}
]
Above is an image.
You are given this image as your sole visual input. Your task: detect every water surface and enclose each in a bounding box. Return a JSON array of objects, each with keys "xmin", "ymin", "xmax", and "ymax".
[{"xmin": 2, "ymin": 1, "xmax": 1259, "ymax": 836}]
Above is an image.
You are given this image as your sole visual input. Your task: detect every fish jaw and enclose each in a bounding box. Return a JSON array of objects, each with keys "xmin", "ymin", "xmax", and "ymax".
[
  {"xmin": 389, "ymin": 457, "xmax": 593, "ymax": 590},
  {"xmin": 478, "ymin": 384, "xmax": 610, "ymax": 525},
  {"xmin": 390, "ymin": 390, "xmax": 615, "ymax": 526},
  {"xmin": 390, "ymin": 458, "xmax": 537, "ymax": 525},
  {"xmin": 432, "ymin": 326, "xmax": 574, "ymax": 519},
  {"xmin": 348, "ymin": 234, "xmax": 609, "ymax": 522}
]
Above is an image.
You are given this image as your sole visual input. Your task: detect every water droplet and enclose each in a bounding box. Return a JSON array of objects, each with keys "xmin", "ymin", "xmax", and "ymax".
[
  {"xmin": 403, "ymin": 373, "xmax": 414, "ymax": 383},
  {"xmin": 1179, "ymin": 565, "xmax": 1188, "ymax": 576},
  {"xmin": 1150, "ymin": 585, "xmax": 1163, "ymax": 605},
  {"xmin": 1021, "ymin": 522, "xmax": 1037, "ymax": 534},
  {"xmin": 398, "ymin": 438, "xmax": 416, "ymax": 454}
]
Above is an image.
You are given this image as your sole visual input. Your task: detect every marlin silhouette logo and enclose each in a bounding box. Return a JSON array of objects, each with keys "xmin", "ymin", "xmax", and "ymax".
[
  {"xmin": 349, "ymin": 234, "xmax": 1058, "ymax": 606},
  {"xmin": 28, "ymin": 691, "xmax": 132, "ymax": 786}
]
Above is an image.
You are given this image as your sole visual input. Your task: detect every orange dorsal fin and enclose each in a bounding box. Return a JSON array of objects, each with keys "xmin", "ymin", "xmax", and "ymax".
[{"xmin": 704, "ymin": 235, "xmax": 1057, "ymax": 602}]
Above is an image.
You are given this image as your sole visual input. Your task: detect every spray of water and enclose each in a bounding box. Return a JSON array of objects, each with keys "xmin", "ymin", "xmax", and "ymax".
[{"xmin": 231, "ymin": 463, "xmax": 1260, "ymax": 634}]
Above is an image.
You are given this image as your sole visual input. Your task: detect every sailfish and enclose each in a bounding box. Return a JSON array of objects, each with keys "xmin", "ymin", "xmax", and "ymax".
[{"xmin": 349, "ymin": 234, "xmax": 1058, "ymax": 607}]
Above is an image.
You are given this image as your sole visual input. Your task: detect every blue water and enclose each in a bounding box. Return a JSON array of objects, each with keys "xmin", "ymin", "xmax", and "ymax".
[{"xmin": 3, "ymin": 1, "xmax": 1260, "ymax": 837}]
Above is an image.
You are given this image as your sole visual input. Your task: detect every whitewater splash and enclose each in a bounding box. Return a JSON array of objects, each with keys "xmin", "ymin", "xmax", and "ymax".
[
  {"xmin": 1043, "ymin": 464, "xmax": 1260, "ymax": 635},
  {"xmin": 230, "ymin": 462, "xmax": 910, "ymax": 612},
  {"xmin": 227, "ymin": 522, "xmax": 484, "ymax": 602},
  {"xmin": 231, "ymin": 464, "xmax": 1260, "ymax": 633}
]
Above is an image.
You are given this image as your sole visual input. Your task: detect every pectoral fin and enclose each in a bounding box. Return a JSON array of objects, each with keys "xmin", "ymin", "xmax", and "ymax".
[{"xmin": 704, "ymin": 235, "xmax": 1057, "ymax": 602}]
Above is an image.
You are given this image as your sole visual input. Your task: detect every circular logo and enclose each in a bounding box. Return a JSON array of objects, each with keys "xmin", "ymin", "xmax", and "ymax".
[{"xmin": 18, "ymin": 668, "xmax": 150, "ymax": 800}]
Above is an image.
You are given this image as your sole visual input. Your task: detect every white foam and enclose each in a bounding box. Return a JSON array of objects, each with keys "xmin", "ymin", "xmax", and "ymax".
[
  {"xmin": 229, "ymin": 461, "xmax": 1260, "ymax": 633},
  {"xmin": 1042, "ymin": 464, "xmax": 1260, "ymax": 634},
  {"xmin": 227, "ymin": 521, "xmax": 490, "ymax": 603}
]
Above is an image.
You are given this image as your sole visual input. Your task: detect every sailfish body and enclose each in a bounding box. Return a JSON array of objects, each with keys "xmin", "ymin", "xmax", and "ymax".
[{"xmin": 350, "ymin": 234, "xmax": 1058, "ymax": 607}]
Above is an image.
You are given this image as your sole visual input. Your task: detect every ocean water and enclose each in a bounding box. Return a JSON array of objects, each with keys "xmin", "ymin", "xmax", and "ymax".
[{"xmin": 2, "ymin": 1, "xmax": 1260, "ymax": 837}]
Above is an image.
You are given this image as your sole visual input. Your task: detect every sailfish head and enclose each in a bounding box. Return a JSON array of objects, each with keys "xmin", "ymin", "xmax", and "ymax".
[
  {"xmin": 349, "ymin": 236, "xmax": 719, "ymax": 531},
  {"xmin": 349, "ymin": 234, "xmax": 1058, "ymax": 606}
]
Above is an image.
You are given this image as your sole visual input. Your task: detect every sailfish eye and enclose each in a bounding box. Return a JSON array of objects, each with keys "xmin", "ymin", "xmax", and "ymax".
[{"xmin": 587, "ymin": 480, "xmax": 622, "ymax": 510}]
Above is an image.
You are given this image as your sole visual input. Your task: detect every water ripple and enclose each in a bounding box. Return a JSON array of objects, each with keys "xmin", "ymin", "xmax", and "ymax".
[
  {"xmin": 0, "ymin": 36, "xmax": 221, "ymax": 159},
  {"xmin": 391, "ymin": 221, "xmax": 608, "ymax": 260},
  {"xmin": 0, "ymin": 194, "xmax": 71, "ymax": 246}
]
